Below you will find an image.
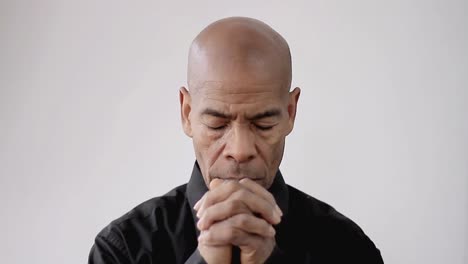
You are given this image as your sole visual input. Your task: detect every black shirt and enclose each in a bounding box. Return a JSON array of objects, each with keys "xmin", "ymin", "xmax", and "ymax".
[{"xmin": 88, "ymin": 162, "xmax": 384, "ymax": 263}]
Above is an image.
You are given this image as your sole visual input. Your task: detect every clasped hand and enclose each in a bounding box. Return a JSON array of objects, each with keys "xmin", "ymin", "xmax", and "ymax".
[{"xmin": 194, "ymin": 178, "xmax": 283, "ymax": 264}]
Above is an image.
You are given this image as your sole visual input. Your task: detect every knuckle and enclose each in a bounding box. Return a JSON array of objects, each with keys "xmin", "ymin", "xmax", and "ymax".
[
  {"xmin": 270, "ymin": 208, "xmax": 277, "ymax": 218},
  {"xmin": 225, "ymin": 227, "xmax": 240, "ymax": 241},
  {"xmin": 200, "ymin": 232, "xmax": 212, "ymax": 244},
  {"xmin": 264, "ymin": 224, "xmax": 273, "ymax": 235},
  {"xmin": 227, "ymin": 201, "xmax": 239, "ymax": 212},
  {"xmin": 250, "ymin": 237, "xmax": 263, "ymax": 248},
  {"xmin": 233, "ymin": 200, "xmax": 251, "ymax": 215},
  {"xmin": 266, "ymin": 192, "xmax": 275, "ymax": 203},
  {"xmin": 234, "ymin": 214, "xmax": 250, "ymax": 227},
  {"xmin": 203, "ymin": 207, "xmax": 213, "ymax": 218},
  {"xmin": 224, "ymin": 228, "xmax": 234, "ymax": 240},
  {"xmin": 203, "ymin": 193, "xmax": 213, "ymax": 207}
]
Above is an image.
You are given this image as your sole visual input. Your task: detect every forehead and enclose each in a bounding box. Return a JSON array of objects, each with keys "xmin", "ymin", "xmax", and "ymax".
[{"xmin": 192, "ymin": 80, "xmax": 287, "ymax": 107}]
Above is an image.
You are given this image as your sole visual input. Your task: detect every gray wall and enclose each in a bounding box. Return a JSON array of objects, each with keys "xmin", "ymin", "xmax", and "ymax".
[{"xmin": 1, "ymin": 1, "xmax": 467, "ymax": 263}]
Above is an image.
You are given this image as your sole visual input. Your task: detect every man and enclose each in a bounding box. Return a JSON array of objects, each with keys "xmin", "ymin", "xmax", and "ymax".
[{"xmin": 88, "ymin": 16, "xmax": 384, "ymax": 263}]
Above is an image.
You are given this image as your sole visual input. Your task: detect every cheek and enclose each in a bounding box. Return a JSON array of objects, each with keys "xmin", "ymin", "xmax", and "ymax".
[
  {"xmin": 256, "ymin": 126, "xmax": 287, "ymax": 163},
  {"xmin": 193, "ymin": 124, "xmax": 223, "ymax": 146},
  {"xmin": 192, "ymin": 124, "xmax": 225, "ymax": 162},
  {"xmin": 259, "ymin": 123, "xmax": 287, "ymax": 147},
  {"xmin": 260, "ymin": 138, "xmax": 284, "ymax": 164}
]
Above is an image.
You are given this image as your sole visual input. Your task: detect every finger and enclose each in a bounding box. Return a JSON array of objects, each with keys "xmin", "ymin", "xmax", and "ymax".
[
  {"xmin": 196, "ymin": 180, "xmax": 243, "ymax": 217},
  {"xmin": 199, "ymin": 187, "xmax": 281, "ymax": 226},
  {"xmin": 198, "ymin": 219, "xmax": 274, "ymax": 246},
  {"xmin": 209, "ymin": 178, "xmax": 224, "ymax": 189},
  {"xmin": 197, "ymin": 199, "xmax": 251, "ymax": 230},
  {"xmin": 227, "ymin": 214, "xmax": 276, "ymax": 238},
  {"xmin": 194, "ymin": 196, "xmax": 204, "ymax": 211},
  {"xmin": 239, "ymin": 236, "xmax": 276, "ymax": 264},
  {"xmin": 194, "ymin": 178, "xmax": 223, "ymax": 211},
  {"xmin": 229, "ymin": 188, "xmax": 281, "ymax": 225},
  {"xmin": 239, "ymin": 178, "xmax": 283, "ymax": 216},
  {"xmin": 197, "ymin": 244, "xmax": 232, "ymax": 264}
]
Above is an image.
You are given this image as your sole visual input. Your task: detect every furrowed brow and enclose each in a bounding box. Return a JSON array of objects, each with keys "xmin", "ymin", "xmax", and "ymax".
[
  {"xmin": 201, "ymin": 108, "xmax": 231, "ymax": 119},
  {"xmin": 248, "ymin": 109, "xmax": 282, "ymax": 120}
]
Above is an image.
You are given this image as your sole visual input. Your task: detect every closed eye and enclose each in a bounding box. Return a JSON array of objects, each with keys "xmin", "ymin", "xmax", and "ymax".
[
  {"xmin": 255, "ymin": 124, "xmax": 274, "ymax": 131},
  {"xmin": 207, "ymin": 125, "xmax": 227, "ymax": 131}
]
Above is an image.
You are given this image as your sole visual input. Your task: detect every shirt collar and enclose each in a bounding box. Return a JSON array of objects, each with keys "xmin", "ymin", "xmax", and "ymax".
[{"xmin": 186, "ymin": 161, "xmax": 289, "ymax": 234}]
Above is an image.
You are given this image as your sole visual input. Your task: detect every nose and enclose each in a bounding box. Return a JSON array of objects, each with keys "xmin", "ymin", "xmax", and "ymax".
[{"xmin": 223, "ymin": 124, "xmax": 257, "ymax": 163}]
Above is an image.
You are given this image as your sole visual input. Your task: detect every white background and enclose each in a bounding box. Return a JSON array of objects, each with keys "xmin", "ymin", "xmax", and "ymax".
[{"xmin": 1, "ymin": 1, "xmax": 467, "ymax": 263}]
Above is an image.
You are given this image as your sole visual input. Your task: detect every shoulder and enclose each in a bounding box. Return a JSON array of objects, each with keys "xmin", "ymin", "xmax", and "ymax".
[
  {"xmin": 90, "ymin": 184, "xmax": 189, "ymax": 262},
  {"xmin": 98, "ymin": 183, "xmax": 188, "ymax": 237},
  {"xmin": 287, "ymin": 184, "xmax": 354, "ymax": 226},
  {"xmin": 286, "ymin": 185, "xmax": 384, "ymax": 262},
  {"xmin": 287, "ymin": 185, "xmax": 364, "ymax": 231}
]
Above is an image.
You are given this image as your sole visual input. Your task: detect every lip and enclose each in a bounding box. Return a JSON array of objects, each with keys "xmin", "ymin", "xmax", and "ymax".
[{"xmin": 214, "ymin": 177, "xmax": 264, "ymax": 182}]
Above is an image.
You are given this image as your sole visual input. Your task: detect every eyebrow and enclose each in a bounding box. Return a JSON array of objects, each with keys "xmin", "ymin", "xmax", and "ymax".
[
  {"xmin": 247, "ymin": 109, "xmax": 282, "ymax": 120},
  {"xmin": 201, "ymin": 108, "xmax": 232, "ymax": 119},
  {"xmin": 201, "ymin": 108, "xmax": 282, "ymax": 120}
]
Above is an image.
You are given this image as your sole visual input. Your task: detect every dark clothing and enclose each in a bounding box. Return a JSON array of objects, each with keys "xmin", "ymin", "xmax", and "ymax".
[{"xmin": 88, "ymin": 162, "xmax": 384, "ymax": 263}]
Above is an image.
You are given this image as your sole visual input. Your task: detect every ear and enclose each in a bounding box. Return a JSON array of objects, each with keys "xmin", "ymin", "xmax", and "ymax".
[
  {"xmin": 286, "ymin": 87, "xmax": 301, "ymax": 135},
  {"xmin": 179, "ymin": 87, "xmax": 193, "ymax": 137}
]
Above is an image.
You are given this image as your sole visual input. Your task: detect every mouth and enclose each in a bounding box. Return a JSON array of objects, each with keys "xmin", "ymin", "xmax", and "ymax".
[{"xmin": 213, "ymin": 177, "xmax": 264, "ymax": 183}]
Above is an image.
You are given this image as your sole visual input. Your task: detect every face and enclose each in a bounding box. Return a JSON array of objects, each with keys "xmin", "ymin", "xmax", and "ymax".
[{"xmin": 181, "ymin": 72, "xmax": 300, "ymax": 189}]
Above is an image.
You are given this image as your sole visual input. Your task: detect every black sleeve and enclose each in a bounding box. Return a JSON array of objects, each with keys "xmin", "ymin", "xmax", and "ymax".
[
  {"xmin": 350, "ymin": 232, "xmax": 384, "ymax": 264},
  {"xmin": 88, "ymin": 230, "xmax": 133, "ymax": 264},
  {"xmin": 320, "ymin": 211, "xmax": 384, "ymax": 264},
  {"xmin": 340, "ymin": 221, "xmax": 385, "ymax": 264}
]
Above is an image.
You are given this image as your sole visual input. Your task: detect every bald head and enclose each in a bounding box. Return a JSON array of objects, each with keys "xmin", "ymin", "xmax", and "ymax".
[
  {"xmin": 187, "ymin": 17, "xmax": 292, "ymax": 94},
  {"xmin": 180, "ymin": 17, "xmax": 300, "ymax": 189}
]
